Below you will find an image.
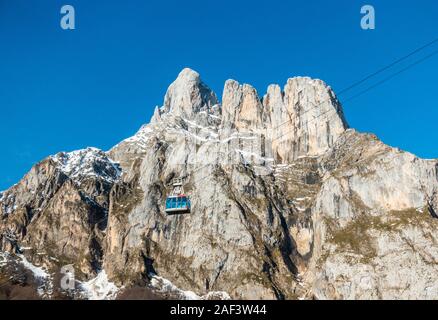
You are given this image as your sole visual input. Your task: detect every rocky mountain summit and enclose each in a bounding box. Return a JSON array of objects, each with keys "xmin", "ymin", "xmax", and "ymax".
[{"xmin": 1, "ymin": 68, "xmax": 437, "ymax": 300}]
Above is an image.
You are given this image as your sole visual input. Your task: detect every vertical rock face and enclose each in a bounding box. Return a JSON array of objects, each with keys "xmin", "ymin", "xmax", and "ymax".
[
  {"xmin": 0, "ymin": 148, "xmax": 121, "ymax": 277},
  {"xmin": 266, "ymin": 77, "xmax": 348, "ymax": 162},
  {"xmin": 221, "ymin": 81, "xmax": 264, "ymax": 131},
  {"xmin": 1, "ymin": 68, "xmax": 437, "ymax": 300},
  {"xmin": 221, "ymin": 76, "xmax": 348, "ymax": 163},
  {"xmin": 309, "ymin": 131, "xmax": 438, "ymax": 299}
]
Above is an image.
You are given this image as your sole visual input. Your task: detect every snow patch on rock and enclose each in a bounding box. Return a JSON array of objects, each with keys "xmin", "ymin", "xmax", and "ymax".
[
  {"xmin": 150, "ymin": 275, "xmax": 231, "ymax": 300},
  {"xmin": 51, "ymin": 147, "xmax": 121, "ymax": 184},
  {"xmin": 18, "ymin": 254, "xmax": 53, "ymax": 297},
  {"xmin": 79, "ymin": 270, "xmax": 119, "ymax": 300}
]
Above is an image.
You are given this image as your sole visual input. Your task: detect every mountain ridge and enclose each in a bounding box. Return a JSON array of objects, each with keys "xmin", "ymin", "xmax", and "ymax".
[{"xmin": 1, "ymin": 68, "xmax": 437, "ymax": 300}]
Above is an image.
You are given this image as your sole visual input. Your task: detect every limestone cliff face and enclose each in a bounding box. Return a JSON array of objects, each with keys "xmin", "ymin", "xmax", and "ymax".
[
  {"xmin": 310, "ymin": 131, "xmax": 438, "ymax": 299},
  {"xmin": 220, "ymin": 74, "xmax": 348, "ymax": 163},
  {"xmin": 1, "ymin": 68, "xmax": 437, "ymax": 300},
  {"xmin": 0, "ymin": 148, "xmax": 121, "ymax": 277}
]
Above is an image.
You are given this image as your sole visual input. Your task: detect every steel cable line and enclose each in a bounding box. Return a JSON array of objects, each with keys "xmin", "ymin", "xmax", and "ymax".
[
  {"xmin": 2, "ymin": 38, "xmax": 438, "ymax": 293},
  {"xmin": 151, "ymin": 37, "xmax": 438, "ymax": 178},
  {"xmin": 337, "ymin": 37, "xmax": 438, "ymax": 96},
  {"xmin": 342, "ymin": 49, "xmax": 438, "ymax": 103},
  {"xmin": 271, "ymin": 48, "xmax": 438, "ymax": 144},
  {"xmin": 158, "ymin": 40, "xmax": 438, "ymax": 180},
  {"xmin": 266, "ymin": 36, "xmax": 438, "ymax": 133}
]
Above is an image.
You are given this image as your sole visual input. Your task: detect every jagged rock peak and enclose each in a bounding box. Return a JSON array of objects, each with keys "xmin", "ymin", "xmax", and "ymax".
[
  {"xmin": 155, "ymin": 69, "xmax": 347, "ymax": 129},
  {"xmin": 160, "ymin": 68, "xmax": 219, "ymax": 119},
  {"xmin": 121, "ymin": 70, "xmax": 350, "ymax": 167},
  {"xmin": 219, "ymin": 75, "xmax": 348, "ymax": 160},
  {"xmin": 50, "ymin": 147, "xmax": 121, "ymax": 184}
]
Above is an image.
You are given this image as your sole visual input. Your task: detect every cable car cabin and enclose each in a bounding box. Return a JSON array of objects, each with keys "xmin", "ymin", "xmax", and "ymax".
[
  {"xmin": 165, "ymin": 178, "xmax": 191, "ymax": 215},
  {"xmin": 165, "ymin": 195, "xmax": 191, "ymax": 215}
]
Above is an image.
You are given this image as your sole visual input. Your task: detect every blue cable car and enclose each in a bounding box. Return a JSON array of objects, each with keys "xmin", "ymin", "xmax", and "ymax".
[{"xmin": 165, "ymin": 178, "xmax": 191, "ymax": 215}]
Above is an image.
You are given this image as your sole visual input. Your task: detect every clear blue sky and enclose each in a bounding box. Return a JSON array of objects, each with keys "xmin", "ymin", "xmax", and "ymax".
[{"xmin": 0, "ymin": 0, "xmax": 437, "ymax": 190}]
